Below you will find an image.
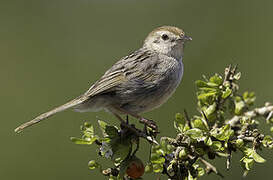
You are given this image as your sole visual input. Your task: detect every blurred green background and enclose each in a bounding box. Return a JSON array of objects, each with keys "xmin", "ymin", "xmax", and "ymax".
[{"xmin": 1, "ymin": 0, "xmax": 272, "ymax": 179}]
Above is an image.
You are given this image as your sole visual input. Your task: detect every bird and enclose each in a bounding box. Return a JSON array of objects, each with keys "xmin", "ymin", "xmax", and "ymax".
[{"xmin": 14, "ymin": 26, "xmax": 192, "ymax": 133}]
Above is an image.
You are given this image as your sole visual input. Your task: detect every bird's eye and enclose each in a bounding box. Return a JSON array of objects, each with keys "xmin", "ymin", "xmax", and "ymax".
[{"xmin": 161, "ymin": 34, "xmax": 169, "ymax": 41}]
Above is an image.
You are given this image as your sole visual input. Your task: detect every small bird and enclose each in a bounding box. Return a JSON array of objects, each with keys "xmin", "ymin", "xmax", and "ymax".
[{"xmin": 14, "ymin": 26, "xmax": 192, "ymax": 133}]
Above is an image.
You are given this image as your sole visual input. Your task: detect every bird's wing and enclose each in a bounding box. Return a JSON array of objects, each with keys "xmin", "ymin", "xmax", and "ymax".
[
  {"xmin": 84, "ymin": 48, "xmax": 154, "ymax": 97},
  {"xmin": 85, "ymin": 71, "xmax": 127, "ymax": 96},
  {"xmin": 14, "ymin": 48, "xmax": 156, "ymax": 133}
]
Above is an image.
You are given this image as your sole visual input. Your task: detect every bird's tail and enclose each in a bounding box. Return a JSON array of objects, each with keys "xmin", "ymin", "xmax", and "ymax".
[{"xmin": 14, "ymin": 95, "xmax": 88, "ymax": 133}]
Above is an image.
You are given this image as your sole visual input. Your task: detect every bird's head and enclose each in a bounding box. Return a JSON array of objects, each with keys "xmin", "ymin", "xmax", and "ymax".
[{"xmin": 144, "ymin": 26, "xmax": 192, "ymax": 59}]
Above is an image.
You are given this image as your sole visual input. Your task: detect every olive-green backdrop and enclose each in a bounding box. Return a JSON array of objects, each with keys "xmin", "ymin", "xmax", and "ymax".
[{"xmin": 1, "ymin": 0, "xmax": 272, "ymax": 179}]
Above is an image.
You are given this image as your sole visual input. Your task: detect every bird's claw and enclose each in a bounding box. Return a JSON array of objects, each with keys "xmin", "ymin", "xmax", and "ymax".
[{"xmin": 139, "ymin": 117, "xmax": 158, "ymax": 133}]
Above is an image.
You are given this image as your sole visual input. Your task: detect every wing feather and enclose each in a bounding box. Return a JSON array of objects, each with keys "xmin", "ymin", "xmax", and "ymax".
[{"xmin": 84, "ymin": 48, "xmax": 156, "ymax": 97}]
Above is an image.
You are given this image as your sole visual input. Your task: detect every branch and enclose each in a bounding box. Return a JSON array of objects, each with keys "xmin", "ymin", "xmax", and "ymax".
[
  {"xmin": 198, "ymin": 157, "xmax": 224, "ymax": 178},
  {"xmin": 228, "ymin": 102, "xmax": 273, "ymax": 127}
]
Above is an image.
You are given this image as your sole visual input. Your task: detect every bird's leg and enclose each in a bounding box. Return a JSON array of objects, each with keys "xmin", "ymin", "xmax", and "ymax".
[
  {"xmin": 110, "ymin": 110, "xmax": 126, "ymax": 123},
  {"xmin": 126, "ymin": 115, "xmax": 129, "ymax": 124},
  {"xmin": 138, "ymin": 116, "xmax": 158, "ymax": 132},
  {"xmin": 109, "ymin": 110, "xmax": 158, "ymax": 144},
  {"xmin": 112, "ymin": 106, "xmax": 158, "ymax": 132}
]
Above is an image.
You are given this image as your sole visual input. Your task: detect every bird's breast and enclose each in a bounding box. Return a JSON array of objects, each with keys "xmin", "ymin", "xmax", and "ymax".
[{"xmin": 118, "ymin": 57, "xmax": 184, "ymax": 114}]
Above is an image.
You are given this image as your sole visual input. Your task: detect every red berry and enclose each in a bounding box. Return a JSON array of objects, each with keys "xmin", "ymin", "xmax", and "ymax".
[{"xmin": 126, "ymin": 157, "xmax": 144, "ymax": 179}]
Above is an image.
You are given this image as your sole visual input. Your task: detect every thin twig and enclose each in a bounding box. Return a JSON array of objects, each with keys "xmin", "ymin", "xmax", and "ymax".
[
  {"xmin": 199, "ymin": 157, "xmax": 224, "ymax": 178},
  {"xmin": 184, "ymin": 109, "xmax": 191, "ymax": 128},
  {"xmin": 228, "ymin": 103, "xmax": 273, "ymax": 127}
]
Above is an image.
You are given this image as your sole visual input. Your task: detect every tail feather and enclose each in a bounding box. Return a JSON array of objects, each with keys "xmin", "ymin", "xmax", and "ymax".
[{"xmin": 14, "ymin": 95, "xmax": 88, "ymax": 133}]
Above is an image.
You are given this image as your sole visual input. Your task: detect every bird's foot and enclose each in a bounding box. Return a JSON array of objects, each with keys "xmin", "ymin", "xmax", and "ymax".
[{"xmin": 139, "ymin": 117, "xmax": 158, "ymax": 133}]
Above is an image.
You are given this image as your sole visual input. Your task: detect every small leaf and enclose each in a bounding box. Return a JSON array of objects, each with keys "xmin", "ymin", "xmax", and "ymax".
[
  {"xmin": 105, "ymin": 125, "xmax": 119, "ymax": 138},
  {"xmin": 234, "ymin": 72, "xmax": 241, "ymax": 80},
  {"xmin": 204, "ymin": 137, "xmax": 213, "ymax": 146},
  {"xmin": 70, "ymin": 137, "xmax": 97, "ymax": 145},
  {"xmin": 179, "ymin": 148, "xmax": 188, "ymax": 159},
  {"xmin": 111, "ymin": 140, "xmax": 131, "ymax": 160},
  {"xmin": 252, "ymin": 151, "xmax": 266, "ymax": 163},
  {"xmin": 235, "ymin": 100, "xmax": 245, "ymax": 115},
  {"xmin": 82, "ymin": 125, "xmax": 95, "ymax": 138},
  {"xmin": 174, "ymin": 113, "xmax": 186, "ymax": 132},
  {"xmin": 152, "ymin": 163, "xmax": 163, "ymax": 173},
  {"xmin": 195, "ymin": 80, "xmax": 208, "ymax": 88},
  {"xmin": 199, "ymin": 87, "xmax": 218, "ymax": 92},
  {"xmin": 188, "ymin": 170, "xmax": 194, "ymax": 180},
  {"xmin": 242, "ymin": 158, "xmax": 254, "ymax": 170},
  {"xmin": 210, "ymin": 124, "xmax": 234, "ymax": 141},
  {"xmin": 109, "ymin": 175, "xmax": 118, "ymax": 180},
  {"xmin": 98, "ymin": 120, "xmax": 108, "ymax": 136},
  {"xmin": 197, "ymin": 92, "xmax": 217, "ymax": 101},
  {"xmin": 145, "ymin": 163, "xmax": 153, "ymax": 173},
  {"xmin": 222, "ymin": 87, "xmax": 232, "ymax": 99},
  {"xmin": 88, "ymin": 160, "xmax": 101, "ymax": 170},
  {"xmin": 243, "ymin": 148, "xmax": 266, "ymax": 163},
  {"xmin": 209, "ymin": 74, "xmax": 223, "ymax": 85},
  {"xmin": 243, "ymin": 91, "xmax": 256, "ymax": 106},
  {"xmin": 204, "ymin": 103, "xmax": 216, "ymax": 116},
  {"xmin": 119, "ymin": 158, "xmax": 131, "ymax": 177},
  {"xmin": 185, "ymin": 128, "xmax": 204, "ymax": 140},
  {"xmin": 151, "ymin": 156, "xmax": 165, "ymax": 164},
  {"xmin": 211, "ymin": 141, "xmax": 222, "ymax": 151},
  {"xmin": 235, "ymin": 139, "xmax": 244, "ymax": 148},
  {"xmin": 192, "ymin": 119, "xmax": 208, "ymax": 131},
  {"xmin": 262, "ymin": 135, "xmax": 273, "ymax": 148},
  {"xmin": 197, "ymin": 167, "xmax": 205, "ymax": 177}
]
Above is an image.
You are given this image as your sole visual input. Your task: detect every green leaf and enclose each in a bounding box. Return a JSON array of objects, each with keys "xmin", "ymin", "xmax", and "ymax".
[
  {"xmin": 88, "ymin": 160, "xmax": 101, "ymax": 170},
  {"xmin": 151, "ymin": 156, "xmax": 165, "ymax": 164},
  {"xmin": 82, "ymin": 125, "xmax": 95, "ymax": 138},
  {"xmin": 262, "ymin": 135, "xmax": 273, "ymax": 148},
  {"xmin": 174, "ymin": 113, "xmax": 186, "ymax": 132},
  {"xmin": 197, "ymin": 92, "xmax": 217, "ymax": 101},
  {"xmin": 204, "ymin": 103, "xmax": 216, "ymax": 116},
  {"xmin": 105, "ymin": 125, "xmax": 119, "ymax": 138},
  {"xmin": 192, "ymin": 119, "xmax": 208, "ymax": 131},
  {"xmin": 111, "ymin": 140, "xmax": 131, "ymax": 160},
  {"xmin": 145, "ymin": 163, "xmax": 153, "ymax": 173},
  {"xmin": 234, "ymin": 72, "xmax": 241, "ymax": 80},
  {"xmin": 185, "ymin": 128, "xmax": 204, "ymax": 140},
  {"xmin": 152, "ymin": 163, "xmax": 163, "ymax": 173},
  {"xmin": 195, "ymin": 148, "xmax": 205, "ymax": 156},
  {"xmin": 209, "ymin": 74, "xmax": 223, "ymax": 85},
  {"xmin": 198, "ymin": 87, "xmax": 218, "ymax": 92},
  {"xmin": 210, "ymin": 124, "xmax": 234, "ymax": 141},
  {"xmin": 204, "ymin": 137, "xmax": 213, "ymax": 146},
  {"xmin": 222, "ymin": 87, "xmax": 232, "ymax": 99},
  {"xmin": 119, "ymin": 158, "xmax": 131, "ymax": 177},
  {"xmin": 195, "ymin": 80, "xmax": 209, "ymax": 88},
  {"xmin": 243, "ymin": 148, "xmax": 266, "ymax": 163},
  {"xmin": 243, "ymin": 91, "xmax": 256, "ymax": 106},
  {"xmin": 252, "ymin": 151, "xmax": 266, "ymax": 163},
  {"xmin": 160, "ymin": 139, "xmax": 174, "ymax": 154},
  {"xmin": 98, "ymin": 120, "xmax": 108, "ymax": 136},
  {"xmin": 70, "ymin": 137, "xmax": 97, "ymax": 145},
  {"xmin": 206, "ymin": 82, "xmax": 219, "ymax": 87},
  {"xmin": 109, "ymin": 175, "xmax": 118, "ymax": 180},
  {"xmin": 235, "ymin": 139, "xmax": 244, "ymax": 148},
  {"xmin": 197, "ymin": 167, "xmax": 205, "ymax": 177},
  {"xmin": 187, "ymin": 170, "xmax": 194, "ymax": 180},
  {"xmin": 211, "ymin": 141, "xmax": 222, "ymax": 151},
  {"xmin": 179, "ymin": 148, "xmax": 188, "ymax": 159},
  {"xmin": 235, "ymin": 100, "xmax": 245, "ymax": 115},
  {"xmin": 242, "ymin": 158, "xmax": 254, "ymax": 170}
]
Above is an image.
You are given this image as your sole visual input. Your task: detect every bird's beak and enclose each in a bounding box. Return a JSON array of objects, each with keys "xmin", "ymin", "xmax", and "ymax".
[{"xmin": 183, "ymin": 35, "xmax": 192, "ymax": 42}]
